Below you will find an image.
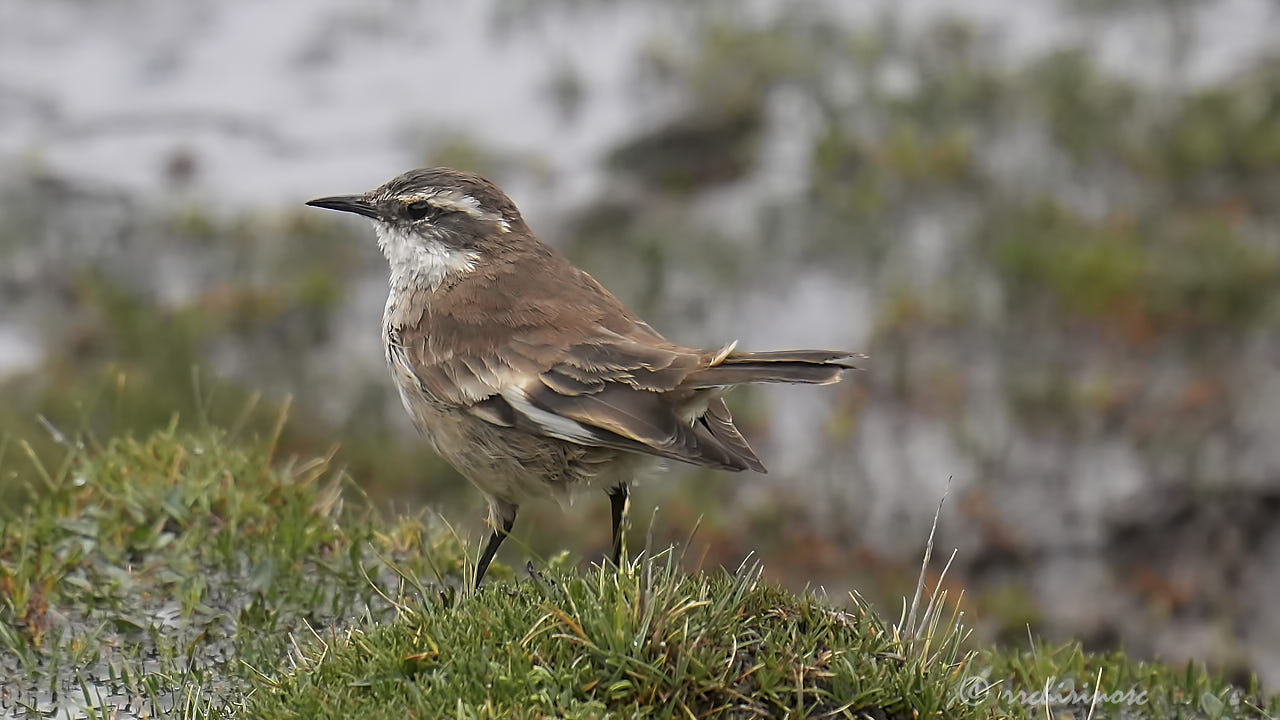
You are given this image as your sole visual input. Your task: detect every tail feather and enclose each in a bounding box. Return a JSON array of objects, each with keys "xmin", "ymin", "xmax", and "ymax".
[{"xmin": 684, "ymin": 349, "xmax": 862, "ymax": 389}]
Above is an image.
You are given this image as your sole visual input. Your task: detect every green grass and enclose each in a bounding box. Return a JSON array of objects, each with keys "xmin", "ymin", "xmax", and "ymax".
[
  {"xmin": 0, "ymin": 421, "xmax": 479, "ymax": 718},
  {"xmin": 244, "ymin": 556, "xmax": 966, "ymax": 718},
  {"xmin": 1, "ymin": 426, "xmax": 1276, "ymax": 718}
]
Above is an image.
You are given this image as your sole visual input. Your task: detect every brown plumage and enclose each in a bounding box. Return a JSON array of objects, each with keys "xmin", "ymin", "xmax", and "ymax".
[{"xmin": 306, "ymin": 168, "xmax": 862, "ymax": 586}]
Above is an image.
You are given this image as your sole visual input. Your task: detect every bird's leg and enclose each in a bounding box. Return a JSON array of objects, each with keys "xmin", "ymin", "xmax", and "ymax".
[
  {"xmin": 608, "ymin": 483, "xmax": 629, "ymax": 566},
  {"xmin": 475, "ymin": 501, "xmax": 517, "ymax": 589}
]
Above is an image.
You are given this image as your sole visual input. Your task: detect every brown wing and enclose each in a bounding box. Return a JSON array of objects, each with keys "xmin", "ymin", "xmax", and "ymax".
[
  {"xmin": 389, "ymin": 240, "xmax": 856, "ymax": 473},
  {"xmin": 516, "ymin": 333, "xmax": 765, "ymax": 472},
  {"xmin": 387, "ymin": 241, "xmax": 764, "ymax": 471}
]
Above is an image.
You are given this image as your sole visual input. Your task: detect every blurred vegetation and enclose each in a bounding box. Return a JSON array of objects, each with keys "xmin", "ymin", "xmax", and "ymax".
[
  {"xmin": 988, "ymin": 200, "xmax": 1278, "ymax": 338},
  {"xmin": 0, "ymin": 194, "xmax": 459, "ymax": 513}
]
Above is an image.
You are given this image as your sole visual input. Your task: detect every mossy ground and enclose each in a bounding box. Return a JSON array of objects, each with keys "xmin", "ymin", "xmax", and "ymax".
[{"xmin": 1, "ymin": 425, "xmax": 1275, "ymax": 718}]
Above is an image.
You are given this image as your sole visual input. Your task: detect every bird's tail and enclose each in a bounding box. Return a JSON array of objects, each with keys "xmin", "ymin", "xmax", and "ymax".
[{"xmin": 684, "ymin": 349, "xmax": 863, "ymax": 388}]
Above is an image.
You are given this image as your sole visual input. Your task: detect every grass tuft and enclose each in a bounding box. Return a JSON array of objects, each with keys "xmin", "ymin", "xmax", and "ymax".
[
  {"xmin": 0, "ymin": 426, "xmax": 465, "ymax": 718},
  {"xmin": 247, "ymin": 551, "xmax": 971, "ymax": 719},
  {"xmin": 1, "ymin": 427, "xmax": 1275, "ymax": 718}
]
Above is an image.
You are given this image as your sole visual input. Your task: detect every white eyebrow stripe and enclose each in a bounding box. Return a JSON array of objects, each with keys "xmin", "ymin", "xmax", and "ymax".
[
  {"xmin": 427, "ymin": 193, "xmax": 486, "ymax": 216},
  {"xmin": 407, "ymin": 191, "xmax": 511, "ymax": 232}
]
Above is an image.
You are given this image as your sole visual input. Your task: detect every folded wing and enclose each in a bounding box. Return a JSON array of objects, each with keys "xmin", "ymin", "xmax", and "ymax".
[
  {"xmin": 396, "ymin": 321, "xmax": 858, "ymax": 474},
  {"xmin": 390, "ymin": 255, "xmax": 859, "ymax": 473}
]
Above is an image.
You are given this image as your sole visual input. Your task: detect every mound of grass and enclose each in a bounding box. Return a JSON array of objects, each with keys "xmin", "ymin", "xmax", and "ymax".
[
  {"xmin": 246, "ymin": 556, "xmax": 967, "ymax": 719},
  {"xmin": 1, "ymin": 426, "xmax": 1275, "ymax": 718}
]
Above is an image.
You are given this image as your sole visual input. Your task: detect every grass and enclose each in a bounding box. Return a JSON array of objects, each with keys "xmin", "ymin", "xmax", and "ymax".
[
  {"xmin": 0, "ymin": 420, "xmax": 478, "ymax": 718},
  {"xmin": 1, "ymin": 424, "xmax": 1277, "ymax": 718},
  {"xmin": 244, "ymin": 555, "xmax": 966, "ymax": 718}
]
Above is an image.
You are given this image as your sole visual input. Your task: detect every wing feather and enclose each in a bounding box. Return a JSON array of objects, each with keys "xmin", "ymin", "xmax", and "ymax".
[{"xmin": 386, "ymin": 243, "xmax": 853, "ymax": 473}]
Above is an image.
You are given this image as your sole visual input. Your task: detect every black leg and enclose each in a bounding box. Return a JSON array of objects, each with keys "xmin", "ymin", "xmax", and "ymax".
[
  {"xmin": 475, "ymin": 503, "xmax": 516, "ymax": 589},
  {"xmin": 608, "ymin": 483, "xmax": 629, "ymax": 566}
]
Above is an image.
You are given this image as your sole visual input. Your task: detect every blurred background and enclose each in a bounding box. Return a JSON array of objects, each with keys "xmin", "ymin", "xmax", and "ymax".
[{"xmin": 1, "ymin": 0, "xmax": 1278, "ymax": 688}]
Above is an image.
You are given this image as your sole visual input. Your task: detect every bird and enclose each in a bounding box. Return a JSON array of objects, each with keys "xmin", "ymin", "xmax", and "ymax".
[{"xmin": 306, "ymin": 168, "xmax": 861, "ymax": 587}]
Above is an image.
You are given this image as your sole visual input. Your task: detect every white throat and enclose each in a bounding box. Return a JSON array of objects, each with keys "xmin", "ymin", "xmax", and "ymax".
[{"xmin": 373, "ymin": 220, "xmax": 479, "ymax": 291}]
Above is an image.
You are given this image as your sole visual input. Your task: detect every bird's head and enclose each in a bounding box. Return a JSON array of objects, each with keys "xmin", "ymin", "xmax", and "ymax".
[{"xmin": 306, "ymin": 167, "xmax": 526, "ymax": 286}]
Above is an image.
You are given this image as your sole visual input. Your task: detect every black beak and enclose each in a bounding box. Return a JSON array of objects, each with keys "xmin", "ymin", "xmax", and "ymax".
[{"xmin": 305, "ymin": 195, "xmax": 380, "ymax": 220}]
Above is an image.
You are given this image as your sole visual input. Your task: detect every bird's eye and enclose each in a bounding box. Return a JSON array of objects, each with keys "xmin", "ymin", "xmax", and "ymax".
[{"xmin": 405, "ymin": 201, "xmax": 435, "ymax": 221}]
